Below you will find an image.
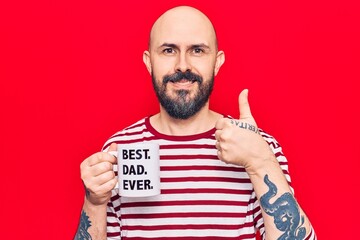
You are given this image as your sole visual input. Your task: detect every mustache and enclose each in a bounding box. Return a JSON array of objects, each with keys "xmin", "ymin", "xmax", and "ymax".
[{"xmin": 163, "ymin": 71, "xmax": 203, "ymax": 84}]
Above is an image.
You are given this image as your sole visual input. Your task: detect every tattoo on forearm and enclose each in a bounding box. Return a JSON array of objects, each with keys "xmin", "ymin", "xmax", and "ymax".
[
  {"xmin": 74, "ymin": 210, "xmax": 93, "ymax": 240},
  {"xmin": 230, "ymin": 119, "xmax": 259, "ymax": 134},
  {"xmin": 260, "ymin": 175, "xmax": 306, "ymax": 240}
]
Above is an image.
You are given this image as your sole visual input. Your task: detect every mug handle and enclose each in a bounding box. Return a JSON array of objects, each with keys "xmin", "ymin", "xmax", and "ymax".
[{"xmin": 108, "ymin": 151, "xmax": 119, "ymax": 189}]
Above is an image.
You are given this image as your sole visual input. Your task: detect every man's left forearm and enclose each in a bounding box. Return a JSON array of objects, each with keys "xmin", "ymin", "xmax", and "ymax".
[{"xmin": 249, "ymin": 156, "xmax": 316, "ymax": 240}]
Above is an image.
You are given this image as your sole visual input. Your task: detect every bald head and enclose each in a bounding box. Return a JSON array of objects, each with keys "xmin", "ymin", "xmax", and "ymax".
[
  {"xmin": 149, "ymin": 6, "xmax": 218, "ymax": 51},
  {"xmin": 142, "ymin": 6, "xmax": 225, "ymax": 119}
]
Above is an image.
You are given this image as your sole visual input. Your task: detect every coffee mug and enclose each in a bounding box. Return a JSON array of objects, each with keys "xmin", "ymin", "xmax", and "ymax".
[{"xmin": 109, "ymin": 143, "xmax": 160, "ymax": 197}]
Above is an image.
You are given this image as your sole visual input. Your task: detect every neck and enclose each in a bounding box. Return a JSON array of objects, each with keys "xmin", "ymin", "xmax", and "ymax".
[{"xmin": 150, "ymin": 103, "xmax": 222, "ymax": 136}]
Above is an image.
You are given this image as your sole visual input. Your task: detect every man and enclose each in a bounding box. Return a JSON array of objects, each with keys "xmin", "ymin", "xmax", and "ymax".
[{"xmin": 75, "ymin": 6, "xmax": 316, "ymax": 240}]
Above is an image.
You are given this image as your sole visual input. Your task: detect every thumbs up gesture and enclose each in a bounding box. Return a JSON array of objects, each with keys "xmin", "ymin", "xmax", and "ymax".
[{"xmin": 215, "ymin": 89, "xmax": 274, "ymax": 174}]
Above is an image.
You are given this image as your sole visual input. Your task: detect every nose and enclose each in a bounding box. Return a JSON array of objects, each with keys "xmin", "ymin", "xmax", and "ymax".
[{"xmin": 175, "ymin": 52, "xmax": 192, "ymax": 73}]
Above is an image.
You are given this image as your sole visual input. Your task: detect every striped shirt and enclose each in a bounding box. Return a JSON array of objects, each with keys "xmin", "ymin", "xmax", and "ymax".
[{"xmin": 102, "ymin": 116, "xmax": 311, "ymax": 240}]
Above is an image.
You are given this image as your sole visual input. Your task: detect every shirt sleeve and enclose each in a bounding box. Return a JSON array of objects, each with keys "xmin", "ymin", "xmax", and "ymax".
[
  {"xmin": 106, "ymin": 189, "xmax": 122, "ymax": 239},
  {"xmin": 102, "ymin": 137, "xmax": 122, "ymax": 239},
  {"xmin": 305, "ymin": 225, "xmax": 317, "ymax": 240}
]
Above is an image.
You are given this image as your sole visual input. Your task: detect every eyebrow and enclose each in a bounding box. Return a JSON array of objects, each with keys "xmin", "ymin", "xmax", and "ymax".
[
  {"xmin": 158, "ymin": 43, "xmax": 211, "ymax": 50},
  {"xmin": 190, "ymin": 43, "xmax": 211, "ymax": 50},
  {"xmin": 159, "ymin": 43, "xmax": 178, "ymax": 49}
]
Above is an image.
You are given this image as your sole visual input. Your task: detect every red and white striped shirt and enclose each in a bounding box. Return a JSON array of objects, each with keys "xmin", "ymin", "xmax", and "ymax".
[{"xmin": 102, "ymin": 116, "xmax": 313, "ymax": 240}]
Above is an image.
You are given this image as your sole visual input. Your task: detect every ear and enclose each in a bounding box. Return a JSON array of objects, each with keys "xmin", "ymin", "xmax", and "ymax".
[
  {"xmin": 214, "ymin": 50, "xmax": 225, "ymax": 76},
  {"xmin": 143, "ymin": 50, "xmax": 152, "ymax": 75}
]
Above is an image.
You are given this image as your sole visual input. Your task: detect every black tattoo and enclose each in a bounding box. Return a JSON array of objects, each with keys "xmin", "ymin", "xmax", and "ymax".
[
  {"xmin": 230, "ymin": 119, "xmax": 259, "ymax": 134},
  {"xmin": 260, "ymin": 175, "xmax": 306, "ymax": 240},
  {"xmin": 74, "ymin": 210, "xmax": 92, "ymax": 240}
]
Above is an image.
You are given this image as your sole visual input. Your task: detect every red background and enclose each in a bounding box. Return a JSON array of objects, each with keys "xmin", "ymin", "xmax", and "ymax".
[{"xmin": 1, "ymin": 0, "xmax": 359, "ymax": 239}]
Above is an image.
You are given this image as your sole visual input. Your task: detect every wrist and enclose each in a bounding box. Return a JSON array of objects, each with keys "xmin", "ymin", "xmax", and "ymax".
[
  {"xmin": 245, "ymin": 153, "xmax": 279, "ymax": 176},
  {"xmin": 84, "ymin": 197, "xmax": 108, "ymax": 211}
]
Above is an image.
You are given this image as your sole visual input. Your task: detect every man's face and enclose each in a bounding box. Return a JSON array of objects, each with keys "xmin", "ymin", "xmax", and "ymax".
[
  {"xmin": 144, "ymin": 7, "xmax": 224, "ymax": 119},
  {"xmin": 151, "ymin": 68, "xmax": 214, "ymax": 119}
]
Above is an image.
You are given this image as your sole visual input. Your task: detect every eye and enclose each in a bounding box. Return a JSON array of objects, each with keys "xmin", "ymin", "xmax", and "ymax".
[
  {"xmin": 193, "ymin": 48, "xmax": 204, "ymax": 54},
  {"xmin": 163, "ymin": 48, "xmax": 175, "ymax": 54}
]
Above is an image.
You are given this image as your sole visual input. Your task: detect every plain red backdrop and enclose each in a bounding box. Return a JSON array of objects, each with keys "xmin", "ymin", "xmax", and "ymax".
[{"xmin": 1, "ymin": 0, "xmax": 359, "ymax": 239}]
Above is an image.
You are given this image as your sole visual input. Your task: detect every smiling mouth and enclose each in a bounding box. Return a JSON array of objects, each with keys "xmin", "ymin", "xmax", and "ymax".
[
  {"xmin": 168, "ymin": 79, "xmax": 197, "ymax": 89},
  {"xmin": 169, "ymin": 78, "xmax": 197, "ymax": 83}
]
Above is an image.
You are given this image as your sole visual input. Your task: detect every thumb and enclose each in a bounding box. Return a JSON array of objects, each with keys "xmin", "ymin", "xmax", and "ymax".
[
  {"xmin": 108, "ymin": 143, "xmax": 117, "ymax": 152},
  {"xmin": 107, "ymin": 143, "xmax": 118, "ymax": 161},
  {"xmin": 239, "ymin": 89, "xmax": 253, "ymax": 120}
]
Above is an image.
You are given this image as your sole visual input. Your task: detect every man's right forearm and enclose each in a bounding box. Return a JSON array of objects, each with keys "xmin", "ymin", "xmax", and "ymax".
[
  {"xmin": 76, "ymin": 144, "xmax": 118, "ymax": 239},
  {"xmin": 74, "ymin": 198, "xmax": 108, "ymax": 240}
]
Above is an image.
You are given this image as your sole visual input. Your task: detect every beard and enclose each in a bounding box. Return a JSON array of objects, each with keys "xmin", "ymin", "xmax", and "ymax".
[{"xmin": 152, "ymin": 70, "xmax": 214, "ymax": 120}]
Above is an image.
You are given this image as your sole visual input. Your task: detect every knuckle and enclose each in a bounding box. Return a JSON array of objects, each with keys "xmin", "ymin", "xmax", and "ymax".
[
  {"xmin": 98, "ymin": 171, "xmax": 113, "ymax": 184},
  {"xmin": 104, "ymin": 162, "xmax": 114, "ymax": 173},
  {"xmin": 80, "ymin": 168, "xmax": 90, "ymax": 181},
  {"xmin": 106, "ymin": 180, "xmax": 117, "ymax": 192},
  {"xmin": 219, "ymin": 156, "xmax": 228, "ymax": 164},
  {"xmin": 83, "ymin": 180, "xmax": 94, "ymax": 192},
  {"xmin": 105, "ymin": 170, "xmax": 115, "ymax": 180},
  {"xmin": 95, "ymin": 152, "xmax": 103, "ymax": 161},
  {"xmin": 80, "ymin": 172, "xmax": 85, "ymax": 181},
  {"xmin": 221, "ymin": 145, "xmax": 228, "ymax": 152},
  {"xmin": 220, "ymin": 131, "xmax": 230, "ymax": 141},
  {"xmin": 113, "ymin": 176, "xmax": 118, "ymax": 184},
  {"xmin": 221, "ymin": 157, "xmax": 230, "ymax": 164},
  {"xmin": 98, "ymin": 162, "xmax": 109, "ymax": 173},
  {"xmin": 105, "ymin": 161, "xmax": 113, "ymax": 171},
  {"xmin": 220, "ymin": 151, "xmax": 231, "ymax": 163},
  {"xmin": 80, "ymin": 161, "xmax": 85, "ymax": 170},
  {"xmin": 80, "ymin": 156, "xmax": 91, "ymax": 170},
  {"xmin": 102, "ymin": 151, "xmax": 113, "ymax": 161},
  {"xmin": 100, "ymin": 151, "xmax": 108, "ymax": 159},
  {"xmin": 91, "ymin": 185, "xmax": 101, "ymax": 195}
]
